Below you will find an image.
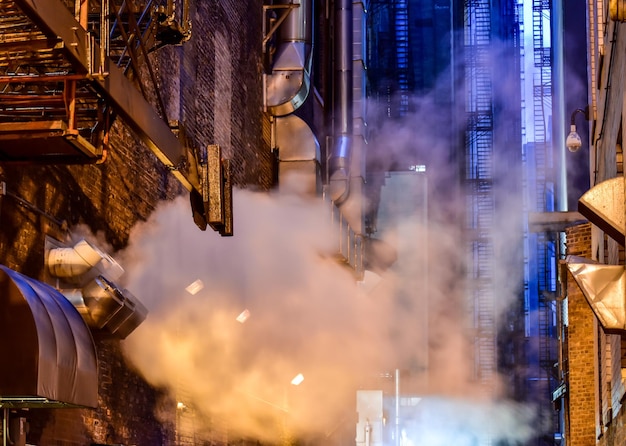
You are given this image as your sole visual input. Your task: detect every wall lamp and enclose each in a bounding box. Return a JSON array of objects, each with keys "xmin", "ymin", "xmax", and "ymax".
[{"xmin": 566, "ymin": 107, "xmax": 589, "ymax": 153}]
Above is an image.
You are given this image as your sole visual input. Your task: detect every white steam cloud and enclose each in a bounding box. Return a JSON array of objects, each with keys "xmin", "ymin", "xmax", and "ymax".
[
  {"xmin": 114, "ymin": 43, "xmax": 538, "ymax": 442},
  {"xmin": 118, "ymin": 191, "xmax": 397, "ymax": 442},
  {"xmin": 112, "ymin": 183, "xmax": 536, "ymax": 444}
]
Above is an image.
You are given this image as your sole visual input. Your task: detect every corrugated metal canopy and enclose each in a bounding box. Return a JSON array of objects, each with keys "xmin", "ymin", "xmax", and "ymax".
[{"xmin": 0, "ymin": 264, "xmax": 98, "ymax": 408}]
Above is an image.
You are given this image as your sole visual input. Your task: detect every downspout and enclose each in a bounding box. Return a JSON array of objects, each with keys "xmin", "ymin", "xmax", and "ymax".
[{"xmin": 328, "ymin": 0, "xmax": 353, "ymax": 205}]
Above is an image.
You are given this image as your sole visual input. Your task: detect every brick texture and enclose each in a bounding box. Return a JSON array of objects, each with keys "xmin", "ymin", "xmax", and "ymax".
[
  {"xmin": 0, "ymin": 1, "xmax": 271, "ymax": 445},
  {"xmin": 565, "ymin": 223, "xmax": 597, "ymax": 446}
]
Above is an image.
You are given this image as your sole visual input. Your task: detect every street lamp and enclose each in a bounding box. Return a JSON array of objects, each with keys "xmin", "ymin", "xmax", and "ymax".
[{"xmin": 565, "ymin": 107, "xmax": 588, "ymax": 152}]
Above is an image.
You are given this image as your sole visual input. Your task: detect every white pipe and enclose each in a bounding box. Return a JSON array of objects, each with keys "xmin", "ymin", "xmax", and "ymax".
[
  {"xmin": 395, "ymin": 369, "xmax": 400, "ymax": 446},
  {"xmin": 2, "ymin": 408, "xmax": 6, "ymax": 446},
  {"xmin": 47, "ymin": 239, "xmax": 123, "ymax": 281}
]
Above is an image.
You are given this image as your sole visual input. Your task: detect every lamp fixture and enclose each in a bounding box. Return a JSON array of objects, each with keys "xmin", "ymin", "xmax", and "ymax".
[{"xmin": 566, "ymin": 107, "xmax": 588, "ymax": 153}]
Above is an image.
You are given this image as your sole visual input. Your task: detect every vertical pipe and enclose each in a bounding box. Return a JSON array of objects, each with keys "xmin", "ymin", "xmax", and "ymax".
[
  {"xmin": 556, "ymin": 260, "xmax": 566, "ymax": 442},
  {"xmin": 552, "ymin": 0, "xmax": 566, "ymax": 213},
  {"xmin": 2, "ymin": 408, "xmax": 7, "ymax": 446},
  {"xmin": 552, "ymin": 0, "xmax": 568, "ymax": 265},
  {"xmin": 101, "ymin": 0, "xmax": 110, "ymax": 62},
  {"xmin": 334, "ymin": 0, "xmax": 352, "ymax": 136},
  {"xmin": 66, "ymin": 80, "xmax": 77, "ymax": 130},
  {"xmin": 279, "ymin": 0, "xmax": 312, "ymax": 44},
  {"xmin": 329, "ymin": 0, "xmax": 353, "ymax": 203},
  {"xmin": 395, "ymin": 369, "xmax": 400, "ymax": 446}
]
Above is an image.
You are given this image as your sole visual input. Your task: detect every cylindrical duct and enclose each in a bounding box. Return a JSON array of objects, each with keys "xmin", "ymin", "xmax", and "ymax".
[
  {"xmin": 265, "ymin": 0, "xmax": 313, "ymax": 116},
  {"xmin": 80, "ymin": 275, "xmax": 148, "ymax": 338},
  {"xmin": 275, "ymin": 114, "xmax": 321, "ymax": 195},
  {"xmin": 328, "ymin": 0, "xmax": 353, "ymax": 204},
  {"xmin": 47, "ymin": 239, "xmax": 122, "ymax": 282},
  {"xmin": 279, "ymin": 0, "xmax": 311, "ymax": 43}
]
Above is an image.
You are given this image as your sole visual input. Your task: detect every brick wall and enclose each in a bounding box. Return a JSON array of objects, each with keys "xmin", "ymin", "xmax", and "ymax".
[
  {"xmin": 0, "ymin": 1, "xmax": 271, "ymax": 444},
  {"xmin": 565, "ymin": 223, "xmax": 597, "ymax": 445}
]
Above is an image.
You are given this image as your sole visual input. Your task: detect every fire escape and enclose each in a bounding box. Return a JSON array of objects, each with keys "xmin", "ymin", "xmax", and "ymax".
[
  {"xmin": 0, "ymin": 0, "xmax": 231, "ymax": 235},
  {"xmin": 394, "ymin": 0, "xmax": 409, "ymax": 116},
  {"xmin": 464, "ymin": 0, "xmax": 496, "ymax": 408},
  {"xmin": 531, "ymin": 0, "xmax": 559, "ymax": 439}
]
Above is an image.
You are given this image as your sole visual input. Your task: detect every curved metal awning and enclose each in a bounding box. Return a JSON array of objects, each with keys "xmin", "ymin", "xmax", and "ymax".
[{"xmin": 0, "ymin": 264, "xmax": 98, "ymax": 408}]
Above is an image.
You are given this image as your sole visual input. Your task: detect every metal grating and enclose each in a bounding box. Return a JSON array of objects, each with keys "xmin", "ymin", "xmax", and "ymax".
[{"xmin": 464, "ymin": 0, "xmax": 496, "ymax": 411}]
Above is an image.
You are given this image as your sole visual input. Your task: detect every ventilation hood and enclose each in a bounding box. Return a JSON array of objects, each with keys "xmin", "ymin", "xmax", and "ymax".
[
  {"xmin": 566, "ymin": 255, "xmax": 626, "ymax": 334},
  {"xmin": 577, "ymin": 176, "xmax": 624, "ymax": 246},
  {"xmin": 0, "ymin": 265, "xmax": 98, "ymax": 408}
]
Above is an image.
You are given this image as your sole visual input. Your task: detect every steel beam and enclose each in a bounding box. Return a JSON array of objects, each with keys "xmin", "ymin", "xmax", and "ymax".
[{"xmin": 527, "ymin": 211, "xmax": 588, "ymax": 233}]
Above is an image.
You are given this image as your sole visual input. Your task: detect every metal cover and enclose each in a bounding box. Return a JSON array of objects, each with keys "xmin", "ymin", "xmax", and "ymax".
[
  {"xmin": 0, "ymin": 265, "xmax": 98, "ymax": 408},
  {"xmin": 566, "ymin": 255, "xmax": 626, "ymax": 333},
  {"xmin": 578, "ymin": 177, "xmax": 624, "ymax": 245}
]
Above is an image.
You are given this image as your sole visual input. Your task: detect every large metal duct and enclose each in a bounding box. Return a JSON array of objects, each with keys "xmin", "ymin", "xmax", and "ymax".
[
  {"xmin": 66, "ymin": 275, "xmax": 148, "ymax": 339},
  {"xmin": 328, "ymin": 0, "xmax": 353, "ymax": 205},
  {"xmin": 264, "ymin": 0, "xmax": 321, "ymax": 195},
  {"xmin": 265, "ymin": 0, "xmax": 313, "ymax": 116},
  {"xmin": 275, "ymin": 114, "xmax": 321, "ymax": 195},
  {"xmin": 45, "ymin": 238, "xmax": 148, "ymax": 339}
]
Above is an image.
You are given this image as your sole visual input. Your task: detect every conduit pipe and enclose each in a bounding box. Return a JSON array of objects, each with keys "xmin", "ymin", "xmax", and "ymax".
[
  {"xmin": 265, "ymin": 0, "xmax": 313, "ymax": 116},
  {"xmin": 328, "ymin": 0, "xmax": 353, "ymax": 205}
]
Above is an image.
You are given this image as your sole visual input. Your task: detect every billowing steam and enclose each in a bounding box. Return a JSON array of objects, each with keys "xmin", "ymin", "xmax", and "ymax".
[
  {"xmin": 119, "ymin": 191, "xmax": 397, "ymax": 442},
  {"xmin": 115, "ymin": 39, "xmax": 537, "ymax": 443},
  {"xmin": 113, "ymin": 182, "xmax": 536, "ymax": 444}
]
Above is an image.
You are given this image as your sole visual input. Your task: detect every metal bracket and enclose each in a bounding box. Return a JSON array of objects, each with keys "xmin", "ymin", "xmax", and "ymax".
[{"xmin": 262, "ymin": 3, "xmax": 300, "ymax": 51}]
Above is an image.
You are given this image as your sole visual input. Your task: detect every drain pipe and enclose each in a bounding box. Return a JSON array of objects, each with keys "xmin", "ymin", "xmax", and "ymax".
[{"xmin": 328, "ymin": 0, "xmax": 353, "ymax": 205}]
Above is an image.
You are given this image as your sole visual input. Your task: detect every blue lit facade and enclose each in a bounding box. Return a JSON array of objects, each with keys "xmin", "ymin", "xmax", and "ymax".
[{"xmin": 366, "ymin": 0, "xmax": 564, "ymax": 444}]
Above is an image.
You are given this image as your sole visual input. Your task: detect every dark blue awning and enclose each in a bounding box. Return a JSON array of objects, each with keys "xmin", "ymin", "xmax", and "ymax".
[{"xmin": 0, "ymin": 264, "xmax": 98, "ymax": 408}]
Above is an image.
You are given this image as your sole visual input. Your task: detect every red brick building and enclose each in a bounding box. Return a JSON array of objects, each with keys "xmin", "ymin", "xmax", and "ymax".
[
  {"xmin": 563, "ymin": 223, "xmax": 596, "ymax": 446},
  {"xmin": 561, "ymin": 3, "xmax": 626, "ymax": 446},
  {"xmin": 0, "ymin": 1, "xmax": 271, "ymax": 444}
]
